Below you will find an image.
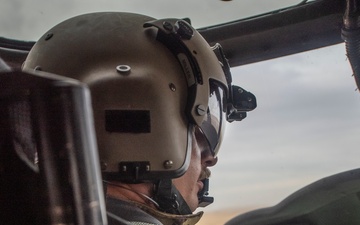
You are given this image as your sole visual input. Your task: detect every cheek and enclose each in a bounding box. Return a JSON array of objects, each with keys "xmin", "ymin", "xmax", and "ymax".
[
  {"xmin": 189, "ymin": 139, "xmax": 202, "ymax": 176},
  {"xmin": 178, "ymin": 147, "xmax": 202, "ymax": 183},
  {"xmin": 172, "ymin": 139, "xmax": 202, "ymax": 189}
]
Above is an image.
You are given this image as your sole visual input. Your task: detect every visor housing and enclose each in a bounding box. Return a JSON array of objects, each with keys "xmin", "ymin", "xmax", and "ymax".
[{"xmin": 145, "ymin": 19, "xmax": 257, "ymax": 157}]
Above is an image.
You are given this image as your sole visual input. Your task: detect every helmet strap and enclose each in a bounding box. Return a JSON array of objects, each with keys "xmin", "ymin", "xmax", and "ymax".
[{"xmin": 153, "ymin": 179, "xmax": 192, "ymax": 215}]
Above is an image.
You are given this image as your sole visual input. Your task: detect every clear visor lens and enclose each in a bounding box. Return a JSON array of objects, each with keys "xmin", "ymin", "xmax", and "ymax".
[{"xmin": 199, "ymin": 82, "xmax": 225, "ymax": 156}]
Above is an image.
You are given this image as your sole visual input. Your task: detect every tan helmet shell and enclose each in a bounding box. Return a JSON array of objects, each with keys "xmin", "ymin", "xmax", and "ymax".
[{"xmin": 23, "ymin": 12, "xmax": 228, "ymax": 181}]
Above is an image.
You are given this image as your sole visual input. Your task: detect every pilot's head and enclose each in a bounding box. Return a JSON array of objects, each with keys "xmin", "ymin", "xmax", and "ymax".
[{"xmin": 23, "ymin": 12, "xmax": 255, "ymax": 214}]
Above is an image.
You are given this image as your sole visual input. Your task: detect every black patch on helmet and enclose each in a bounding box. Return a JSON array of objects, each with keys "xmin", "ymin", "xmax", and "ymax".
[{"xmin": 105, "ymin": 110, "xmax": 150, "ymax": 133}]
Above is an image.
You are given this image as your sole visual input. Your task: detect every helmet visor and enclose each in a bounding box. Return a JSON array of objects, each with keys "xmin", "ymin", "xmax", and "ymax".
[{"xmin": 199, "ymin": 81, "xmax": 226, "ymax": 156}]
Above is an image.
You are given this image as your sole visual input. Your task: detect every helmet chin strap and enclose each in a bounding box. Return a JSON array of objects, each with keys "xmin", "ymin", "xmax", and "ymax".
[{"xmin": 153, "ymin": 179, "xmax": 192, "ymax": 215}]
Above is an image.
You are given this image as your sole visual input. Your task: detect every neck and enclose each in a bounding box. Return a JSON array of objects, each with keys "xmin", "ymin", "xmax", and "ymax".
[{"xmin": 105, "ymin": 181, "xmax": 158, "ymax": 209}]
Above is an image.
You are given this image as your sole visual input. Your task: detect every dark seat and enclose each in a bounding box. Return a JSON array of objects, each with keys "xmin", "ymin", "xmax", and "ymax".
[{"xmin": 0, "ymin": 69, "xmax": 107, "ymax": 225}]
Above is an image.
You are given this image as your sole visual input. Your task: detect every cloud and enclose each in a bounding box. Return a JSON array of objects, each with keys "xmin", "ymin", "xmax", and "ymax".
[{"xmin": 207, "ymin": 43, "xmax": 360, "ymax": 211}]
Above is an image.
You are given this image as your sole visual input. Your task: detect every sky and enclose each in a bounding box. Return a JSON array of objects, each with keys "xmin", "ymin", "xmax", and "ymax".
[{"xmin": 1, "ymin": 0, "xmax": 360, "ymax": 216}]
